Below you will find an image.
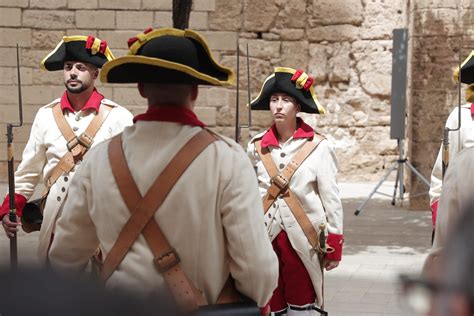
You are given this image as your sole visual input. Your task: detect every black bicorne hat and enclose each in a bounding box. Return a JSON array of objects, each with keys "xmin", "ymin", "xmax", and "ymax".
[
  {"xmin": 41, "ymin": 35, "xmax": 114, "ymax": 71},
  {"xmin": 100, "ymin": 28, "xmax": 235, "ymax": 86},
  {"xmin": 454, "ymin": 50, "xmax": 474, "ymax": 84},
  {"xmin": 250, "ymin": 67, "xmax": 325, "ymax": 114}
]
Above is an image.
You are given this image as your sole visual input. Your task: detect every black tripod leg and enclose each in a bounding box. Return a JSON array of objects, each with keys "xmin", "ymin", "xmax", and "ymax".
[
  {"xmin": 354, "ymin": 161, "xmax": 398, "ymax": 215},
  {"xmin": 392, "ymin": 162, "xmax": 400, "ymax": 206}
]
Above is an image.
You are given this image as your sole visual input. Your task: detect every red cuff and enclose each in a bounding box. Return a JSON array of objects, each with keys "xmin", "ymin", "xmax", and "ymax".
[
  {"xmin": 0, "ymin": 193, "xmax": 27, "ymax": 219},
  {"xmin": 324, "ymin": 233, "xmax": 344, "ymax": 261},
  {"xmin": 259, "ymin": 303, "xmax": 270, "ymax": 316},
  {"xmin": 431, "ymin": 200, "xmax": 438, "ymax": 228}
]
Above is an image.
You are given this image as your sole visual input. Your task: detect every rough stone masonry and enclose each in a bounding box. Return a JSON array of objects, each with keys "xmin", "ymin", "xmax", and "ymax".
[{"xmin": 0, "ymin": 0, "xmax": 472, "ymax": 207}]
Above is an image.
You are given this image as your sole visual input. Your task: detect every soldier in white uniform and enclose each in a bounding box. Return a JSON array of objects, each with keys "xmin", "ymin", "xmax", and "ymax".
[
  {"xmin": 247, "ymin": 68, "xmax": 344, "ymax": 315},
  {"xmin": 424, "ymin": 50, "xmax": 474, "ymax": 275},
  {"xmin": 48, "ymin": 28, "xmax": 278, "ymax": 314},
  {"xmin": 0, "ymin": 35, "xmax": 133, "ymax": 260},
  {"xmin": 429, "ymin": 50, "xmax": 474, "ymax": 229}
]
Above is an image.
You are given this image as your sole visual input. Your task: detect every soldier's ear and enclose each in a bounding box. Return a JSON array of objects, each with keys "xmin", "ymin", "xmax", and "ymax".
[
  {"xmin": 137, "ymin": 83, "xmax": 146, "ymax": 98},
  {"xmin": 190, "ymin": 85, "xmax": 198, "ymax": 101}
]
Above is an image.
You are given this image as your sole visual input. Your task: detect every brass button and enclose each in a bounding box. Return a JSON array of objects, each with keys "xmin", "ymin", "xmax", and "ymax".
[
  {"xmin": 75, "ymin": 116, "xmax": 80, "ymax": 121},
  {"xmin": 280, "ymin": 152, "xmax": 286, "ymax": 158},
  {"xmin": 64, "ymin": 176, "xmax": 68, "ymax": 182},
  {"xmin": 268, "ymin": 213, "xmax": 271, "ymax": 218},
  {"xmin": 73, "ymin": 127, "xmax": 79, "ymax": 131},
  {"xmin": 61, "ymin": 187, "xmax": 66, "ymax": 192},
  {"xmin": 57, "ymin": 196, "xmax": 61, "ymax": 202},
  {"xmin": 273, "ymin": 203, "xmax": 276, "ymax": 208},
  {"xmin": 279, "ymin": 163, "xmax": 284, "ymax": 169}
]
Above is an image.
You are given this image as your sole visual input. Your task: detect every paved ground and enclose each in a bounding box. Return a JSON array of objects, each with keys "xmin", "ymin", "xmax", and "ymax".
[{"xmin": 0, "ymin": 181, "xmax": 432, "ymax": 315}]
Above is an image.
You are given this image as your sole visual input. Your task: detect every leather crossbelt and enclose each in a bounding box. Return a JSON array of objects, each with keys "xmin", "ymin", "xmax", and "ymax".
[
  {"xmin": 255, "ymin": 136, "xmax": 332, "ymax": 253},
  {"xmin": 102, "ymin": 129, "xmax": 242, "ymax": 312},
  {"xmin": 44, "ymin": 103, "xmax": 112, "ymax": 195}
]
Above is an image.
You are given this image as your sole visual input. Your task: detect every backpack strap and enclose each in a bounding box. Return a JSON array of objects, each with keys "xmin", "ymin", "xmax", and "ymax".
[
  {"xmin": 45, "ymin": 103, "xmax": 112, "ymax": 193},
  {"xmin": 102, "ymin": 130, "xmax": 218, "ymax": 311},
  {"xmin": 255, "ymin": 135, "xmax": 330, "ymax": 252}
]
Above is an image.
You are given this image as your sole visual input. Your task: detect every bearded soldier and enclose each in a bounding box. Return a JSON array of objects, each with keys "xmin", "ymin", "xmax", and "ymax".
[{"xmin": 0, "ymin": 35, "xmax": 133, "ymax": 260}]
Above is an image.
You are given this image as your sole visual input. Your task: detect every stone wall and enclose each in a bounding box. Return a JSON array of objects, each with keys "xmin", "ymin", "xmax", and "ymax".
[
  {"xmin": 408, "ymin": 0, "xmax": 474, "ymax": 207},
  {"xmin": 0, "ymin": 0, "xmax": 408, "ymax": 183}
]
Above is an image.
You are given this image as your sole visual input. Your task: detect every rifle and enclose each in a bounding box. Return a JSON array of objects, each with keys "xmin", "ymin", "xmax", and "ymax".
[
  {"xmin": 7, "ymin": 44, "xmax": 24, "ymax": 269},
  {"xmin": 235, "ymin": 38, "xmax": 252, "ymax": 144}
]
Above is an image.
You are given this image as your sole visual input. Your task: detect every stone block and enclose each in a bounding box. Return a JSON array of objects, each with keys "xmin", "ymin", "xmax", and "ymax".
[
  {"xmin": 76, "ymin": 10, "xmax": 115, "ymax": 29},
  {"xmin": 361, "ymin": 0, "xmax": 406, "ymax": 40},
  {"xmin": 32, "ymin": 30, "xmax": 66, "ymax": 49},
  {"xmin": 66, "ymin": 29, "xmax": 98, "ymax": 37},
  {"xmin": 413, "ymin": 0, "xmax": 458, "ymax": 10},
  {"xmin": 23, "ymin": 10, "xmax": 75, "ymax": 29},
  {"xmin": 0, "ymin": 28, "xmax": 31, "ymax": 48},
  {"xmin": 280, "ymin": 29, "xmax": 305, "ymax": 41},
  {"xmin": 99, "ymin": 0, "xmax": 140, "ymax": 9},
  {"xmin": 207, "ymin": 87, "xmax": 228, "ymax": 107},
  {"xmin": 239, "ymin": 39, "xmax": 280, "ymax": 59},
  {"xmin": 0, "ymin": 85, "xmax": 20, "ymax": 104},
  {"xmin": 216, "ymin": 106, "xmax": 233, "ymax": 126},
  {"xmin": 68, "ymin": 0, "xmax": 98, "ymax": 9},
  {"xmin": 208, "ymin": 0, "xmax": 242, "ymax": 31},
  {"xmin": 153, "ymin": 11, "xmax": 173, "ymax": 28},
  {"xmin": 200, "ymin": 31, "xmax": 237, "ymax": 51},
  {"xmin": 194, "ymin": 107, "xmax": 216, "ymax": 126},
  {"xmin": 189, "ymin": 11, "xmax": 208, "ymax": 30},
  {"xmin": 193, "ymin": 0, "xmax": 216, "ymax": 11},
  {"xmin": 307, "ymin": 24, "xmax": 360, "ymax": 43},
  {"xmin": 98, "ymin": 30, "xmax": 138, "ymax": 49},
  {"xmin": 117, "ymin": 11, "xmax": 154, "ymax": 30},
  {"xmin": 22, "ymin": 86, "xmax": 55, "ymax": 105},
  {"xmin": 142, "ymin": 0, "xmax": 172, "ymax": 10},
  {"xmin": 221, "ymin": 56, "xmax": 272, "ymax": 94},
  {"xmin": 329, "ymin": 42, "xmax": 351, "ymax": 82},
  {"xmin": 30, "ymin": 0, "xmax": 67, "ymax": 9},
  {"xmin": 20, "ymin": 49, "xmax": 50, "ymax": 67},
  {"xmin": 311, "ymin": 0, "xmax": 363, "ymax": 26},
  {"xmin": 113, "ymin": 87, "xmax": 146, "ymax": 107},
  {"xmin": 32, "ymin": 68, "xmax": 63, "ymax": 85},
  {"xmin": 276, "ymin": 0, "xmax": 307, "ymax": 29},
  {"xmin": 243, "ymin": 0, "xmax": 278, "ymax": 32},
  {"xmin": 0, "ymin": 48, "xmax": 16, "ymax": 66},
  {"xmin": 0, "ymin": 8, "xmax": 21, "ymax": 27},
  {"xmin": 281, "ymin": 41, "xmax": 309, "ymax": 70},
  {"xmin": 308, "ymin": 43, "xmax": 328, "ymax": 82},
  {"xmin": 0, "ymin": 0, "xmax": 28, "ymax": 7}
]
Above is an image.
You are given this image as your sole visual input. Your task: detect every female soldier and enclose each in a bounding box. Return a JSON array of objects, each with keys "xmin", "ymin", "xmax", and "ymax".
[{"xmin": 247, "ymin": 67, "xmax": 344, "ymax": 315}]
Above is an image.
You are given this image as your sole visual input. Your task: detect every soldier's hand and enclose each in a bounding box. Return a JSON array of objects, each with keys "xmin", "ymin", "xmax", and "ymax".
[
  {"xmin": 2, "ymin": 215, "xmax": 21, "ymax": 238},
  {"xmin": 323, "ymin": 259, "xmax": 339, "ymax": 271}
]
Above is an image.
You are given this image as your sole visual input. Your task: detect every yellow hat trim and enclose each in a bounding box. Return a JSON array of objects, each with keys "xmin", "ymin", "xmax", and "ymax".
[
  {"xmin": 454, "ymin": 50, "xmax": 474, "ymax": 82},
  {"xmin": 251, "ymin": 67, "xmax": 326, "ymax": 114},
  {"xmin": 101, "ymin": 28, "xmax": 235, "ymax": 86},
  {"xmin": 40, "ymin": 35, "xmax": 115, "ymax": 71}
]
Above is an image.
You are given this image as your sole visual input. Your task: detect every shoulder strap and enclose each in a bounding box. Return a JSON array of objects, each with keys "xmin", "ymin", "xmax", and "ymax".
[
  {"xmin": 256, "ymin": 136, "xmax": 326, "ymax": 251},
  {"xmin": 45, "ymin": 103, "xmax": 112, "ymax": 192},
  {"xmin": 102, "ymin": 130, "xmax": 217, "ymax": 311}
]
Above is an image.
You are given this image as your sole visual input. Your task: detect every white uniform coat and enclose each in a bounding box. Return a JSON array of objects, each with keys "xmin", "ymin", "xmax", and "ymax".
[
  {"xmin": 48, "ymin": 121, "xmax": 279, "ymax": 307},
  {"xmin": 247, "ymin": 129, "xmax": 344, "ymax": 307},
  {"xmin": 424, "ymin": 146, "xmax": 474, "ymax": 274},
  {"xmin": 11, "ymin": 98, "xmax": 133, "ymax": 259},
  {"xmin": 429, "ymin": 103, "xmax": 474, "ymax": 207}
]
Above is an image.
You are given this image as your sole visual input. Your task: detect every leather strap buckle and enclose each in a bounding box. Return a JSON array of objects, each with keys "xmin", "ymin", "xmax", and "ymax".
[
  {"xmin": 154, "ymin": 248, "xmax": 181, "ymax": 273},
  {"xmin": 271, "ymin": 174, "xmax": 289, "ymax": 192},
  {"xmin": 66, "ymin": 137, "xmax": 81, "ymax": 152},
  {"xmin": 78, "ymin": 133, "xmax": 93, "ymax": 149}
]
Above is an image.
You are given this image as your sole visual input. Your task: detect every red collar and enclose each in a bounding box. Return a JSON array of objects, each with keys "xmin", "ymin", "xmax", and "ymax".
[
  {"xmin": 261, "ymin": 118, "xmax": 314, "ymax": 148},
  {"xmin": 133, "ymin": 106, "xmax": 206, "ymax": 127},
  {"xmin": 60, "ymin": 88, "xmax": 104, "ymax": 113},
  {"xmin": 471, "ymin": 103, "xmax": 474, "ymax": 117}
]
